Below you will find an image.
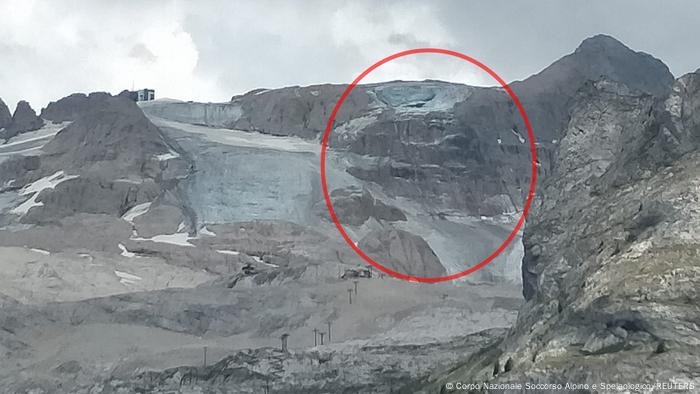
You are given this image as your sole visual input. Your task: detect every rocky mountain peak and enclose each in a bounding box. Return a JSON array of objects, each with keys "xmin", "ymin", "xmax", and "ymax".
[
  {"xmin": 2, "ymin": 100, "xmax": 44, "ymax": 140},
  {"xmin": 41, "ymin": 92, "xmax": 113, "ymax": 122},
  {"xmin": 42, "ymin": 95, "xmax": 178, "ymax": 176},
  {"xmin": 515, "ymin": 34, "xmax": 674, "ymax": 98},
  {"xmin": 574, "ymin": 33, "xmax": 631, "ymax": 54},
  {"xmin": 0, "ymin": 97, "xmax": 11, "ymax": 130}
]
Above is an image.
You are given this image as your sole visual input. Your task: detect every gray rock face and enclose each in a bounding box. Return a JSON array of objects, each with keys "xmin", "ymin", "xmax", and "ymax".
[
  {"xmin": 2, "ymin": 100, "xmax": 44, "ymax": 140},
  {"xmin": 0, "ymin": 98, "xmax": 11, "ymax": 130},
  {"xmin": 326, "ymin": 187, "xmax": 406, "ymax": 226},
  {"xmin": 423, "ymin": 75, "xmax": 700, "ymax": 391},
  {"xmin": 40, "ymin": 92, "xmax": 113, "ymax": 122},
  {"xmin": 2, "ymin": 95, "xmax": 192, "ymax": 224},
  {"xmin": 358, "ymin": 229, "xmax": 446, "ymax": 277}
]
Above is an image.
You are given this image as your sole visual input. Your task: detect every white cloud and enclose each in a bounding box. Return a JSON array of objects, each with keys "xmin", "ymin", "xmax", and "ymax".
[
  {"xmin": 2, "ymin": 0, "xmax": 699, "ymax": 112},
  {"xmin": 0, "ymin": 0, "xmax": 222, "ymax": 110}
]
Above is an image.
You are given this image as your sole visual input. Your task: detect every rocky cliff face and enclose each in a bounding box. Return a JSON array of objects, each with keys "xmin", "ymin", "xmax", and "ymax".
[
  {"xmin": 423, "ymin": 73, "xmax": 700, "ymax": 391},
  {"xmin": 0, "ymin": 98, "xmax": 11, "ymax": 131},
  {"xmin": 0, "ymin": 95, "xmax": 191, "ymax": 226},
  {"xmin": 1, "ymin": 100, "xmax": 44, "ymax": 140}
]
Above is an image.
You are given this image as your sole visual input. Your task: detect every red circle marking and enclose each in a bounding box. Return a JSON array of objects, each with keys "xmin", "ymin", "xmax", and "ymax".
[{"xmin": 320, "ymin": 48, "xmax": 537, "ymax": 283}]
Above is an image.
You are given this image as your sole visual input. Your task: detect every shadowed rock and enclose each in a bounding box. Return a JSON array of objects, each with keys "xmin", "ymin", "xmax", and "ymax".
[
  {"xmin": 359, "ymin": 229, "xmax": 446, "ymax": 277},
  {"xmin": 2, "ymin": 101, "xmax": 44, "ymax": 140},
  {"xmin": 0, "ymin": 98, "xmax": 11, "ymax": 131}
]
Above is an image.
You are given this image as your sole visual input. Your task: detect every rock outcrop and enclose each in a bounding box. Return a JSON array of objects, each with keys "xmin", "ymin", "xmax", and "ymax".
[
  {"xmin": 359, "ymin": 228, "xmax": 447, "ymax": 277},
  {"xmin": 1, "ymin": 95, "xmax": 192, "ymax": 225},
  {"xmin": 326, "ymin": 186, "xmax": 406, "ymax": 226},
  {"xmin": 40, "ymin": 92, "xmax": 113, "ymax": 122},
  {"xmin": 422, "ymin": 74, "xmax": 700, "ymax": 391},
  {"xmin": 2, "ymin": 100, "xmax": 44, "ymax": 140},
  {"xmin": 0, "ymin": 98, "xmax": 11, "ymax": 131}
]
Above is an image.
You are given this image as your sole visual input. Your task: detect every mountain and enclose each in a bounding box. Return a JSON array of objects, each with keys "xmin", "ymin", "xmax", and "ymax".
[
  {"xmin": 421, "ymin": 72, "xmax": 700, "ymax": 392},
  {"xmin": 1, "ymin": 100, "xmax": 44, "ymax": 140},
  {"xmin": 0, "ymin": 98, "xmax": 11, "ymax": 131},
  {"xmin": 0, "ymin": 35, "xmax": 695, "ymax": 393}
]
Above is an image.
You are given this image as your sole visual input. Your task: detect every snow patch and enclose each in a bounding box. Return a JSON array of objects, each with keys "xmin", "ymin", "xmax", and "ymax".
[
  {"xmin": 118, "ymin": 243, "xmax": 136, "ymax": 258},
  {"xmin": 114, "ymin": 270, "xmax": 142, "ymax": 285},
  {"xmin": 132, "ymin": 232, "xmax": 195, "ymax": 247},
  {"xmin": 510, "ymin": 128, "xmax": 526, "ymax": 144},
  {"xmin": 216, "ymin": 249, "xmax": 240, "ymax": 255},
  {"xmin": 11, "ymin": 171, "xmax": 79, "ymax": 215},
  {"xmin": 29, "ymin": 248, "xmax": 51, "ymax": 255},
  {"xmin": 199, "ymin": 226, "xmax": 216, "ymax": 236},
  {"xmin": 156, "ymin": 151, "xmax": 180, "ymax": 161},
  {"xmin": 150, "ymin": 117, "xmax": 317, "ymax": 153},
  {"xmin": 122, "ymin": 202, "xmax": 151, "ymax": 224}
]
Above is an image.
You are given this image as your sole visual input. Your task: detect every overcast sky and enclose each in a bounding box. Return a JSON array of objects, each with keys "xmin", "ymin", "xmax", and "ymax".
[{"xmin": 2, "ymin": 0, "xmax": 699, "ymax": 111}]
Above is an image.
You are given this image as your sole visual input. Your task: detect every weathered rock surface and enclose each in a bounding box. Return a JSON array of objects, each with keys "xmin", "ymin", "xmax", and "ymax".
[
  {"xmin": 0, "ymin": 97, "xmax": 11, "ymax": 131},
  {"xmin": 2, "ymin": 100, "xmax": 44, "ymax": 140},
  {"xmin": 359, "ymin": 228, "xmax": 447, "ymax": 277},
  {"xmin": 421, "ymin": 74, "xmax": 700, "ymax": 392},
  {"xmin": 0, "ymin": 95, "xmax": 192, "ymax": 225},
  {"xmin": 326, "ymin": 186, "xmax": 406, "ymax": 226},
  {"xmin": 40, "ymin": 92, "xmax": 114, "ymax": 122}
]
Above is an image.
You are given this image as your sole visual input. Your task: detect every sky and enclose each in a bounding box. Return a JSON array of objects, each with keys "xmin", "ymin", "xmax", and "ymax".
[{"xmin": 1, "ymin": 0, "xmax": 700, "ymax": 111}]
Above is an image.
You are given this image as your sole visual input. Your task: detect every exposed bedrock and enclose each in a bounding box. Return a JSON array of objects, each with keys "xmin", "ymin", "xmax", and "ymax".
[
  {"xmin": 1, "ymin": 100, "xmax": 44, "ymax": 140},
  {"xmin": 421, "ymin": 74, "xmax": 700, "ymax": 391},
  {"xmin": 1, "ymin": 94, "xmax": 193, "ymax": 226},
  {"xmin": 358, "ymin": 228, "xmax": 447, "ymax": 277}
]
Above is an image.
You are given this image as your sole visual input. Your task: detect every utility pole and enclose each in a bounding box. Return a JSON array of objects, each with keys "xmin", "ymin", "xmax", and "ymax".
[
  {"xmin": 327, "ymin": 321, "xmax": 332, "ymax": 343},
  {"xmin": 203, "ymin": 346, "xmax": 207, "ymax": 367},
  {"xmin": 353, "ymin": 280, "xmax": 359, "ymax": 295},
  {"xmin": 280, "ymin": 333, "xmax": 289, "ymax": 353},
  {"xmin": 313, "ymin": 328, "xmax": 318, "ymax": 346},
  {"xmin": 347, "ymin": 288, "xmax": 353, "ymax": 305},
  {"xmin": 319, "ymin": 332, "xmax": 325, "ymax": 346}
]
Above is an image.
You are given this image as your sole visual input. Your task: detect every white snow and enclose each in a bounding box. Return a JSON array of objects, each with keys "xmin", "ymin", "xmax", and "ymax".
[
  {"xmin": 334, "ymin": 115, "xmax": 378, "ymax": 139},
  {"xmin": 199, "ymin": 226, "xmax": 216, "ymax": 236},
  {"xmin": 29, "ymin": 248, "xmax": 51, "ymax": 255},
  {"xmin": 156, "ymin": 151, "xmax": 180, "ymax": 161},
  {"xmin": 114, "ymin": 270, "xmax": 143, "ymax": 285},
  {"xmin": 497, "ymin": 138, "xmax": 502, "ymax": 144},
  {"xmin": 510, "ymin": 128, "xmax": 526, "ymax": 144},
  {"xmin": 121, "ymin": 202, "xmax": 151, "ymax": 224},
  {"xmin": 216, "ymin": 249, "xmax": 240, "ymax": 255},
  {"xmin": 132, "ymin": 232, "xmax": 195, "ymax": 247},
  {"xmin": 11, "ymin": 171, "xmax": 79, "ymax": 215},
  {"xmin": 177, "ymin": 221, "xmax": 186, "ymax": 232},
  {"xmin": 118, "ymin": 243, "xmax": 136, "ymax": 258},
  {"xmin": 149, "ymin": 117, "xmax": 318, "ymax": 153},
  {"xmin": 114, "ymin": 178, "xmax": 144, "ymax": 184}
]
